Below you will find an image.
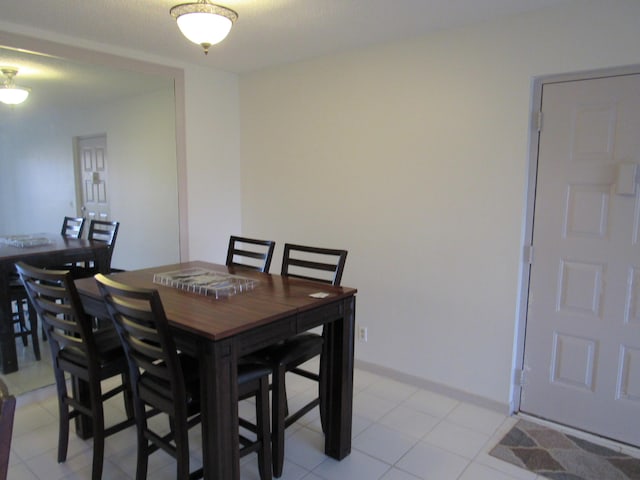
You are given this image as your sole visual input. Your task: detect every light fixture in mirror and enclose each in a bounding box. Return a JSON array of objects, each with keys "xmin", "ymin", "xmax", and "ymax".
[
  {"xmin": 170, "ymin": 1, "xmax": 237, "ymax": 55},
  {"xmin": 0, "ymin": 67, "xmax": 30, "ymax": 105}
]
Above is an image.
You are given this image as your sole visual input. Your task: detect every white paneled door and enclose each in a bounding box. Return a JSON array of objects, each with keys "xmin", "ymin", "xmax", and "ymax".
[
  {"xmin": 521, "ymin": 74, "xmax": 640, "ymax": 446},
  {"xmin": 76, "ymin": 135, "xmax": 110, "ymax": 222}
]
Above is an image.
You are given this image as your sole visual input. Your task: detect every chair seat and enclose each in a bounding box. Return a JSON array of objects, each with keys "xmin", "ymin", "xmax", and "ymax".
[
  {"xmin": 94, "ymin": 327, "xmax": 126, "ymax": 358},
  {"xmin": 256, "ymin": 333, "xmax": 323, "ymax": 367},
  {"xmin": 238, "ymin": 363, "xmax": 272, "ymax": 386},
  {"xmin": 58, "ymin": 327, "xmax": 125, "ymax": 370},
  {"xmin": 139, "ymin": 354, "xmax": 201, "ymax": 414}
]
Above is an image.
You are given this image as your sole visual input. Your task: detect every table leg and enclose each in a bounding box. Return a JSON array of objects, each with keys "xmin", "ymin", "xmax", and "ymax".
[
  {"xmin": 199, "ymin": 338, "xmax": 240, "ymax": 480},
  {"xmin": 72, "ymin": 377, "xmax": 92, "ymax": 439},
  {"xmin": 0, "ymin": 267, "xmax": 18, "ymax": 374},
  {"xmin": 323, "ymin": 296, "xmax": 356, "ymax": 459},
  {"xmin": 94, "ymin": 247, "xmax": 110, "ymax": 275}
]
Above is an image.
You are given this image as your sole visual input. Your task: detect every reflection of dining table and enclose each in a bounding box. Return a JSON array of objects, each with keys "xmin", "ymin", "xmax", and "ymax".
[
  {"xmin": 75, "ymin": 260, "xmax": 357, "ymax": 480},
  {"xmin": 0, "ymin": 233, "xmax": 109, "ymax": 373}
]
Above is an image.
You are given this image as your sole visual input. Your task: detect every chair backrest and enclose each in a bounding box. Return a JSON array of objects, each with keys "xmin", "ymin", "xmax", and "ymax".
[
  {"xmin": 95, "ymin": 274, "xmax": 187, "ymax": 416},
  {"xmin": 15, "ymin": 261, "xmax": 99, "ymax": 373},
  {"xmin": 0, "ymin": 379, "xmax": 15, "ymax": 480},
  {"xmin": 226, "ymin": 235, "xmax": 275, "ymax": 273},
  {"xmin": 88, "ymin": 220, "xmax": 120, "ymax": 270},
  {"xmin": 61, "ymin": 216, "xmax": 86, "ymax": 239},
  {"xmin": 281, "ymin": 243, "xmax": 348, "ymax": 286}
]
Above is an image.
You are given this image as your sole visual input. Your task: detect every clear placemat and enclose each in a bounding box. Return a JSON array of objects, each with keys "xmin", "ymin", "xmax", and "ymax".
[
  {"xmin": 0, "ymin": 234, "xmax": 52, "ymax": 248},
  {"xmin": 153, "ymin": 267, "xmax": 259, "ymax": 299}
]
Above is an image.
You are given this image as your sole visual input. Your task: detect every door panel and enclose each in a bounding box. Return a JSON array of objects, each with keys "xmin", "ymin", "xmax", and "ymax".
[
  {"xmin": 76, "ymin": 135, "xmax": 110, "ymax": 222},
  {"xmin": 521, "ymin": 74, "xmax": 640, "ymax": 446}
]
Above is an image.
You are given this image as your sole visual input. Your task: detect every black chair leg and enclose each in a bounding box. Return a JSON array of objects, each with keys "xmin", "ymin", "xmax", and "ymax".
[
  {"xmin": 318, "ymin": 350, "xmax": 328, "ymax": 433},
  {"xmin": 133, "ymin": 401, "xmax": 149, "ymax": 480},
  {"xmin": 91, "ymin": 412, "xmax": 105, "ymax": 480},
  {"xmin": 175, "ymin": 424, "xmax": 190, "ymax": 480},
  {"xmin": 56, "ymin": 385, "xmax": 70, "ymax": 463},
  {"xmin": 272, "ymin": 365, "xmax": 287, "ymax": 478},
  {"xmin": 257, "ymin": 375, "xmax": 272, "ymax": 480},
  {"xmin": 135, "ymin": 432, "xmax": 148, "ymax": 480},
  {"xmin": 27, "ymin": 304, "xmax": 41, "ymax": 361}
]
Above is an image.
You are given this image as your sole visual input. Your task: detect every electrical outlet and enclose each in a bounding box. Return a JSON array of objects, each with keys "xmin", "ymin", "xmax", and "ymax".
[{"xmin": 358, "ymin": 326, "xmax": 368, "ymax": 342}]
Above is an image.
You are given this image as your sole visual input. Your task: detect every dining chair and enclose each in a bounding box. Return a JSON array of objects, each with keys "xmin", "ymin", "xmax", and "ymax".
[
  {"xmin": 15, "ymin": 261, "xmax": 135, "ymax": 480},
  {"xmin": 250, "ymin": 243, "xmax": 347, "ymax": 477},
  {"xmin": 95, "ymin": 274, "xmax": 273, "ymax": 480},
  {"xmin": 69, "ymin": 220, "xmax": 120, "ymax": 278},
  {"xmin": 226, "ymin": 235, "xmax": 276, "ymax": 272},
  {"xmin": 61, "ymin": 216, "xmax": 86, "ymax": 239},
  {"xmin": 0, "ymin": 378, "xmax": 15, "ymax": 480}
]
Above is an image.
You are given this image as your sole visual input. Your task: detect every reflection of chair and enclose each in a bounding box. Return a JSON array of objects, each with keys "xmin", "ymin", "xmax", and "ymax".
[
  {"xmin": 10, "ymin": 280, "xmax": 40, "ymax": 361},
  {"xmin": 226, "ymin": 235, "xmax": 275, "ymax": 272},
  {"xmin": 0, "ymin": 378, "xmax": 15, "ymax": 480},
  {"xmin": 16, "ymin": 261, "xmax": 134, "ymax": 480},
  {"xmin": 95, "ymin": 274, "xmax": 273, "ymax": 480},
  {"xmin": 252, "ymin": 243, "xmax": 347, "ymax": 477},
  {"xmin": 11, "ymin": 215, "xmax": 86, "ymax": 343},
  {"xmin": 61, "ymin": 216, "xmax": 86, "ymax": 238}
]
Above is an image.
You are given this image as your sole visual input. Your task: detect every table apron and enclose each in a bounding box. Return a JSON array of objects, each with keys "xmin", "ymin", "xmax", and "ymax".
[{"xmin": 237, "ymin": 300, "xmax": 345, "ymax": 356}]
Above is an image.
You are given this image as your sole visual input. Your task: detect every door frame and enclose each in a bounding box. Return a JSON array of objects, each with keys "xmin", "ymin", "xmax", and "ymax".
[{"xmin": 511, "ymin": 63, "xmax": 640, "ymax": 414}]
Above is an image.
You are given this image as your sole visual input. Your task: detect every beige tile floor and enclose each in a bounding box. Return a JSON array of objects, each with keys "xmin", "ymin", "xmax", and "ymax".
[{"xmin": 5, "ymin": 348, "xmax": 637, "ymax": 480}]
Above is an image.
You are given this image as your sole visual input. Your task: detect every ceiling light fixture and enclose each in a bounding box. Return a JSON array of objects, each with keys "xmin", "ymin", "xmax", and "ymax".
[
  {"xmin": 0, "ymin": 67, "xmax": 30, "ymax": 105},
  {"xmin": 170, "ymin": 1, "xmax": 238, "ymax": 55}
]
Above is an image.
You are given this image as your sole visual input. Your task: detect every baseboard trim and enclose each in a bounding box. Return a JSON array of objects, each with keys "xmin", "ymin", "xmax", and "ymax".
[{"xmin": 354, "ymin": 359, "xmax": 509, "ymax": 415}]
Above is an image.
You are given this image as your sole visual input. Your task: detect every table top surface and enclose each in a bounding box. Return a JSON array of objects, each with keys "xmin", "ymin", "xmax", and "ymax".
[
  {"xmin": 75, "ymin": 260, "xmax": 357, "ymax": 341},
  {"xmin": 0, "ymin": 233, "xmax": 107, "ymax": 262}
]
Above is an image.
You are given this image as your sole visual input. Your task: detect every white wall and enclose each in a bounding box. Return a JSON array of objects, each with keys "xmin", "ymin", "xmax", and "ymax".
[
  {"xmin": 0, "ymin": 111, "xmax": 77, "ymax": 233},
  {"xmin": 0, "ymin": 88, "xmax": 181, "ymax": 270},
  {"xmin": 239, "ymin": 0, "xmax": 640, "ymax": 407},
  {"xmin": 183, "ymin": 65, "xmax": 242, "ymax": 263}
]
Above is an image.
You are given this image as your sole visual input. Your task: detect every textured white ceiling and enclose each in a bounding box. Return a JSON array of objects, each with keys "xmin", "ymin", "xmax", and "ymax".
[
  {"xmin": 2, "ymin": 0, "xmax": 570, "ymax": 73},
  {"xmin": 0, "ymin": 0, "xmax": 570, "ymax": 114}
]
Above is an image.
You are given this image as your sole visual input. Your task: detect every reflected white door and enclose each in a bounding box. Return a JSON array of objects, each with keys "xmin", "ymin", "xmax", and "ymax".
[
  {"xmin": 76, "ymin": 135, "xmax": 110, "ymax": 222},
  {"xmin": 521, "ymin": 74, "xmax": 640, "ymax": 446}
]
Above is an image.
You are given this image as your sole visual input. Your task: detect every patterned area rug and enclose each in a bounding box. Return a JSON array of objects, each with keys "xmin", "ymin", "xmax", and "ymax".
[{"xmin": 489, "ymin": 420, "xmax": 640, "ymax": 480}]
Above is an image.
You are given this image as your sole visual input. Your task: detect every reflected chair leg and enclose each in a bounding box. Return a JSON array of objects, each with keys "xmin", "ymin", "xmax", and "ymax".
[{"xmin": 13, "ymin": 301, "xmax": 28, "ymax": 347}]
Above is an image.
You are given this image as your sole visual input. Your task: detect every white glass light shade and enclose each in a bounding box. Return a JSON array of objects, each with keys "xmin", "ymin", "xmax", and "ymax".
[
  {"xmin": 170, "ymin": 2, "xmax": 238, "ymax": 54},
  {"xmin": 177, "ymin": 12, "xmax": 232, "ymax": 46},
  {"xmin": 0, "ymin": 86, "xmax": 29, "ymax": 105}
]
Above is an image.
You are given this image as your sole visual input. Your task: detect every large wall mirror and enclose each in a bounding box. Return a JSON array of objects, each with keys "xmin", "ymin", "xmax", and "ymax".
[{"xmin": 0, "ymin": 31, "xmax": 187, "ymax": 394}]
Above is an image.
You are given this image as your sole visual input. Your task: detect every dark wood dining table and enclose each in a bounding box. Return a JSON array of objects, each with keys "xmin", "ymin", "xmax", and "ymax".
[
  {"xmin": 0, "ymin": 234, "xmax": 109, "ymax": 373},
  {"xmin": 74, "ymin": 260, "xmax": 357, "ymax": 480}
]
